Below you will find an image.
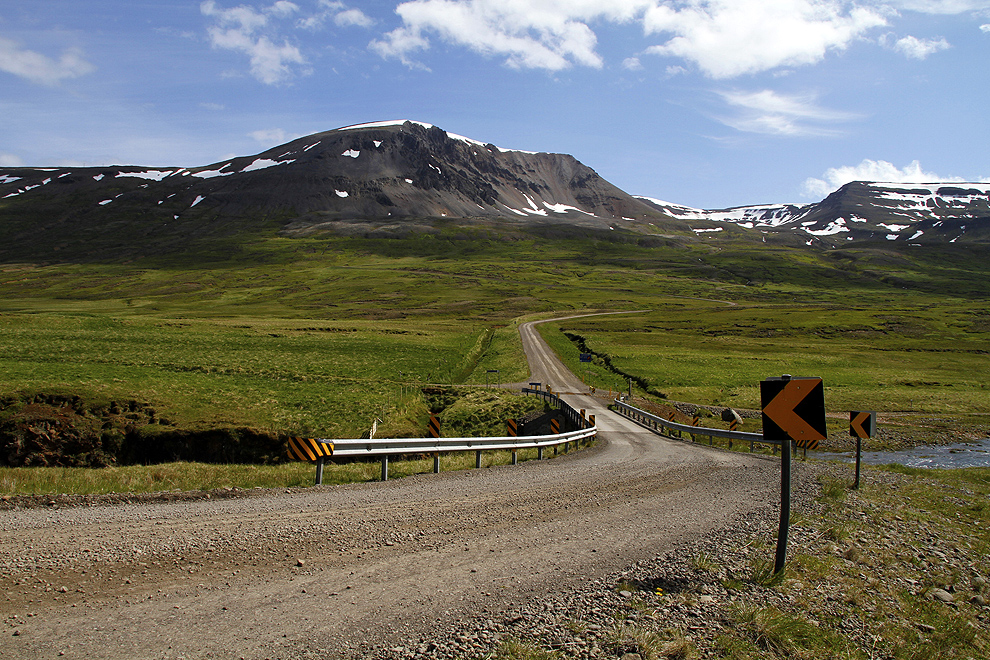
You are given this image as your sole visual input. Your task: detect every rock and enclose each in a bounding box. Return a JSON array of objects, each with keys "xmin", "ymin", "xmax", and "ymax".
[
  {"xmin": 618, "ymin": 590, "xmax": 633, "ymax": 598},
  {"xmin": 721, "ymin": 408, "xmax": 742, "ymax": 424},
  {"xmin": 972, "ymin": 576, "xmax": 987, "ymax": 592},
  {"xmin": 970, "ymin": 594, "xmax": 986, "ymax": 607},
  {"xmin": 295, "ymin": 559, "xmax": 305, "ymax": 567},
  {"xmin": 929, "ymin": 588, "xmax": 954, "ymax": 603}
]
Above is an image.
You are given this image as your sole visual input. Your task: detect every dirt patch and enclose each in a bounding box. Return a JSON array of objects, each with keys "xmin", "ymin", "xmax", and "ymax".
[{"xmin": 0, "ymin": 392, "xmax": 284, "ymax": 467}]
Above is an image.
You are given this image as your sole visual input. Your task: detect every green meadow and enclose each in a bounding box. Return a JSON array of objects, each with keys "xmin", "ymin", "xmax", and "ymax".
[
  {"xmin": 539, "ymin": 298, "xmax": 990, "ymax": 416},
  {"xmin": 2, "ymin": 229, "xmax": 988, "ymax": 488}
]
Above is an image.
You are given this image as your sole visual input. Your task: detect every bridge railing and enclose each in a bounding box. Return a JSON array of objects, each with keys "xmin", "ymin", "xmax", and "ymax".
[
  {"xmin": 611, "ymin": 399, "xmax": 781, "ymax": 448},
  {"xmin": 296, "ymin": 389, "xmax": 597, "ymax": 484}
]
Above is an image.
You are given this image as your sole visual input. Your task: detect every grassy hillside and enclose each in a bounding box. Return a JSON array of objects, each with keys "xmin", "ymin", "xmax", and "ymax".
[{"xmin": 2, "ymin": 226, "xmax": 988, "ymax": 467}]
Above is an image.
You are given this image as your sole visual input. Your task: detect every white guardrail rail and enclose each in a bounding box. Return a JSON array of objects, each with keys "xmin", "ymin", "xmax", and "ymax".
[
  {"xmin": 611, "ymin": 399, "xmax": 781, "ymax": 448},
  {"xmin": 290, "ymin": 388, "xmax": 597, "ymax": 484}
]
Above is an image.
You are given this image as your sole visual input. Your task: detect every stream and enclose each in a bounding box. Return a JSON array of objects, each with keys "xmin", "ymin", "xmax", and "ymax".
[{"xmin": 811, "ymin": 438, "xmax": 990, "ymax": 469}]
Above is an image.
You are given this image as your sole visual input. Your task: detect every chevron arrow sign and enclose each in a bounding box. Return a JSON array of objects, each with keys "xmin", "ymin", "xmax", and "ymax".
[
  {"xmin": 849, "ymin": 411, "xmax": 876, "ymax": 439},
  {"xmin": 760, "ymin": 376, "xmax": 826, "ymax": 450}
]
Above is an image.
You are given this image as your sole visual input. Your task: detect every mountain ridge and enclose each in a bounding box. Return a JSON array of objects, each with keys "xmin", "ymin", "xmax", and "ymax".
[
  {"xmin": 2, "ymin": 120, "xmax": 988, "ymax": 263},
  {"xmin": 637, "ymin": 180, "xmax": 990, "ymax": 245}
]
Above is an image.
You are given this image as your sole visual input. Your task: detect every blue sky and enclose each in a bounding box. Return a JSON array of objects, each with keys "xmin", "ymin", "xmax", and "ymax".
[{"xmin": 2, "ymin": 1, "xmax": 989, "ymax": 208}]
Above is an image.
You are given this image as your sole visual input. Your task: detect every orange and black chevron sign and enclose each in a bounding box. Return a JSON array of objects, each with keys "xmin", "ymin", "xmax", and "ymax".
[
  {"xmin": 507, "ymin": 418, "xmax": 518, "ymax": 437},
  {"xmin": 428, "ymin": 415, "xmax": 441, "ymax": 438},
  {"xmin": 287, "ymin": 437, "xmax": 334, "ymax": 462},
  {"xmin": 760, "ymin": 376, "xmax": 826, "ymax": 450},
  {"xmin": 849, "ymin": 411, "xmax": 876, "ymax": 439}
]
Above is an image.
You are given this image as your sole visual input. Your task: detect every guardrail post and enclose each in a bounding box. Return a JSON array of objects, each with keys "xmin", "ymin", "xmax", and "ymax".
[
  {"xmin": 315, "ymin": 456, "xmax": 324, "ymax": 486},
  {"xmin": 433, "ymin": 452, "xmax": 440, "ymax": 474},
  {"xmin": 475, "ymin": 450, "xmax": 482, "ymax": 468},
  {"xmin": 538, "ymin": 446, "xmax": 544, "ymax": 460},
  {"xmin": 512, "ymin": 449, "xmax": 518, "ymax": 465},
  {"xmin": 381, "ymin": 455, "xmax": 389, "ymax": 481}
]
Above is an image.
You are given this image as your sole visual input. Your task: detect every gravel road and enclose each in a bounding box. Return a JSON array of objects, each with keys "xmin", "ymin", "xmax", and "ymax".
[{"xmin": 1, "ymin": 315, "xmax": 781, "ymax": 659}]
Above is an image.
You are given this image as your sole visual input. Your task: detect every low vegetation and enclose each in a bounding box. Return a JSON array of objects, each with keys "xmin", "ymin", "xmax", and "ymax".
[
  {"xmin": 0, "ymin": 445, "xmax": 551, "ymax": 498},
  {"xmin": 1, "ymin": 229, "xmax": 988, "ymax": 487},
  {"xmin": 713, "ymin": 464, "xmax": 990, "ymax": 659}
]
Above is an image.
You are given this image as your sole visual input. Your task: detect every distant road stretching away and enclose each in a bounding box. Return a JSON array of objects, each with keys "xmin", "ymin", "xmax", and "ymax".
[{"xmin": 0, "ymin": 313, "xmax": 777, "ymax": 660}]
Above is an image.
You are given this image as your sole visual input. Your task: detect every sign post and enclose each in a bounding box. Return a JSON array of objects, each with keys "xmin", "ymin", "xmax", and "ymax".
[
  {"xmin": 761, "ymin": 375, "xmax": 826, "ymax": 574},
  {"xmin": 849, "ymin": 411, "xmax": 876, "ymax": 490}
]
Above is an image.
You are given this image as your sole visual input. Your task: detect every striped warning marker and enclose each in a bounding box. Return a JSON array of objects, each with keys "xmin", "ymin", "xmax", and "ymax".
[
  {"xmin": 730, "ymin": 419, "xmax": 740, "ymax": 432},
  {"xmin": 507, "ymin": 418, "xmax": 518, "ymax": 437},
  {"xmin": 428, "ymin": 415, "xmax": 441, "ymax": 438},
  {"xmin": 287, "ymin": 437, "xmax": 334, "ymax": 462},
  {"xmin": 550, "ymin": 418, "xmax": 560, "ymax": 434},
  {"xmin": 693, "ymin": 414, "xmax": 700, "ymax": 427}
]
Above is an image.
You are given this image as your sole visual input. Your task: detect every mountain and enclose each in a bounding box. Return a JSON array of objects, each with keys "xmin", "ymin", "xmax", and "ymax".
[
  {"xmin": 637, "ymin": 181, "xmax": 990, "ymax": 246},
  {"xmin": 0, "ymin": 120, "xmax": 677, "ymax": 262},
  {"xmin": 3, "ymin": 120, "xmax": 989, "ymax": 264}
]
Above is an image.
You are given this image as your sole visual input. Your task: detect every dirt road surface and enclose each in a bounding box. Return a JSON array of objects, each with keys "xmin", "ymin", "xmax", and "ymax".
[{"xmin": 1, "ymin": 316, "xmax": 777, "ymax": 659}]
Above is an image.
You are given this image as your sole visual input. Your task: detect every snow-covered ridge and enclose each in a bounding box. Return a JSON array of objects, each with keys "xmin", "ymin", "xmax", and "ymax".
[
  {"xmin": 868, "ymin": 181, "xmax": 990, "ymax": 217},
  {"xmin": 337, "ymin": 119, "xmax": 537, "ymax": 154},
  {"xmin": 635, "ymin": 195, "xmax": 808, "ymax": 229}
]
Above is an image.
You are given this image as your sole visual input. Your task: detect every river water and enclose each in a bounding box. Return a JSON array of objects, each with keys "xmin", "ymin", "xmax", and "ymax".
[{"xmin": 811, "ymin": 438, "xmax": 990, "ymax": 469}]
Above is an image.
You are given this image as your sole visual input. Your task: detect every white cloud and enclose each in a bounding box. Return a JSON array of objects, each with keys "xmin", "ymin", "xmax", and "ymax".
[
  {"xmin": 643, "ymin": 0, "xmax": 887, "ymax": 78},
  {"xmin": 269, "ymin": 1, "xmax": 300, "ymax": 18},
  {"xmin": 0, "ymin": 36, "xmax": 95, "ymax": 86},
  {"xmin": 201, "ymin": 0, "xmax": 308, "ymax": 84},
  {"xmin": 370, "ymin": 1, "xmax": 990, "ymax": 77},
  {"xmin": 249, "ymin": 128, "xmax": 289, "ymax": 144},
  {"xmin": 886, "ymin": 34, "xmax": 951, "ymax": 59},
  {"xmin": 0, "ymin": 153, "xmax": 25, "ymax": 167},
  {"xmin": 886, "ymin": 1, "xmax": 990, "ymax": 13},
  {"xmin": 622, "ymin": 56, "xmax": 644, "ymax": 70},
  {"xmin": 296, "ymin": 1, "xmax": 372, "ymax": 30},
  {"xmin": 335, "ymin": 8, "xmax": 374, "ymax": 28},
  {"xmin": 980, "ymin": 23, "xmax": 990, "ymax": 32},
  {"xmin": 371, "ymin": 1, "xmax": 900, "ymax": 76},
  {"xmin": 802, "ymin": 159, "xmax": 970, "ymax": 197},
  {"xmin": 717, "ymin": 89, "xmax": 859, "ymax": 136},
  {"xmin": 371, "ymin": 0, "xmax": 648, "ymax": 70}
]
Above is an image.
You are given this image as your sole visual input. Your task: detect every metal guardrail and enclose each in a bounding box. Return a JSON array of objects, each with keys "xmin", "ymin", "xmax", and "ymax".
[
  {"xmin": 521, "ymin": 387, "xmax": 593, "ymax": 430},
  {"xmin": 328, "ymin": 427, "xmax": 597, "ymax": 458},
  {"xmin": 611, "ymin": 399, "xmax": 781, "ymax": 447},
  {"xmin": 299, "ymin": 390, "xmax": 598, "ymax": 484}
]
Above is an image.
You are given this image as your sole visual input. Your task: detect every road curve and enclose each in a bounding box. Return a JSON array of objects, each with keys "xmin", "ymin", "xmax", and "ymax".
[{"xmin": 0, "ymin": 316, "xmax": 777, "ymax": 660}]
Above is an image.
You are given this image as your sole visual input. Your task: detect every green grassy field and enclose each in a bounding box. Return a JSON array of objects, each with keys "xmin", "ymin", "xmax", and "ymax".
[
  {"xmin": 539, "ymin": 298, "xmax": 990, "ymax": 415},
  {"xmin": 2, "ymin": 230, "xmax": 988, "ymax": 484}
]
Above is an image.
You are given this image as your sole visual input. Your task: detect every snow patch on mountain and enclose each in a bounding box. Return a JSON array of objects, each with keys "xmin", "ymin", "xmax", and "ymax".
[
  {"xmin": 243, "ymin": 158, "xmax": 294, "ymax": 172},
  {"xmin": 116, "ymin": 170, "xmax": 175, "ymax": 181},
  {"xmin": 192, "ymin": 164, "xmax": 234, "ymax": 178}
]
